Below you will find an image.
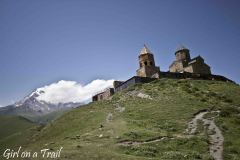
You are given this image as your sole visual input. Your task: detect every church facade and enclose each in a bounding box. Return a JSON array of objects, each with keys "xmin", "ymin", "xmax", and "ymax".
[
  {"xmin": 92, "ymin": 44, "xmax": 233, "ymax": 102},
  {"xmin": 169, "ymin": 46, "xmax": 211, "ymax": 74},
  {"xmin": 136, "ymin": 45, "xmax": 212, "ymax": 78}
]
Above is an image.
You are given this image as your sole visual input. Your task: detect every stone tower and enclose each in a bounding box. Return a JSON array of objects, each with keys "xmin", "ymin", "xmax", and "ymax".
[
  {"xmin": 175, "ymin": 45, "xmax": 191, "ymax": 62},
  {"xmin": 169, "ymin": 45, "xmax": 191, "ymax": 73},
  {"xmin": 136, "ymin": 45, "xmax": 160, "ymax": 77}
]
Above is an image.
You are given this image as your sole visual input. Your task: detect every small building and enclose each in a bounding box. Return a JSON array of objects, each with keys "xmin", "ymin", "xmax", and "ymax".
[
  {"xmin": 92, "ymin": 88, "xmax": 114, "ymax": 102},
  {"xmin": 169, "ymin": 46, "xmax": 211, "ymax": 74}
]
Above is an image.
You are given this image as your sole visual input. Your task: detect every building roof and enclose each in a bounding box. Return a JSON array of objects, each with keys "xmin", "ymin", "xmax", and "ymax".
[
  {"xmin": 191, "ymin": 55, "xmax": 204, "ymax": 61},
  {"xmin": 175, "ymin": 45, "xmax": 189, "ymax": 54},
  {"xmin": 140, "ymin": 44, "xmax": 152, "ymax": 55},
  {"xmin": 188, "ymin": 55, "xmax": 206, "ymax": 65}
]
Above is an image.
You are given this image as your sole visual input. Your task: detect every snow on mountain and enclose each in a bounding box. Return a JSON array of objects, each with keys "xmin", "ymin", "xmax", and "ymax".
[
  {"xmin": 13, "ymin": 88, "xmax": 83, "ymax": 115},
  {"xmin": 0, "ymin": 79, "xmax": 113, "ymax": 117},
  {"xmin": 35, "ymin": 80, "xmax": 114, "ymax": 104}
]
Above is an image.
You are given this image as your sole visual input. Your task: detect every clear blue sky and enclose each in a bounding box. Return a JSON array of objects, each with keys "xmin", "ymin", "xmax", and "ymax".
[{"xmin": 0, "ymin": 0, "xmax": 240, "ymax": 106}]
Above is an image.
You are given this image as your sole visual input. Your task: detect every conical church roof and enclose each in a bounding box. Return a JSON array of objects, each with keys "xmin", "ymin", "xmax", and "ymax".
[{"xmin": 140, "ymin": 44, "xmax": 152, "ymax": 55}]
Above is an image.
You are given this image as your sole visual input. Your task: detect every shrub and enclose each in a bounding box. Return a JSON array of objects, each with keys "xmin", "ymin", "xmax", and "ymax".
[
  {"xmin": 207, "ymin": 91, "xmax": 217, "ymax": 97},
  {"xmin": 192, "ymin": 87, "xmax": 200, "ymax": 92},
  {"xmin": 220, "ymin": 106, "xmax": 239, "ymax": 117},
  {"xmin": 200, "ymin": 98, "xmax": 207, "ymax": 102},
  {"xmin": 125, "ymin": 145, "xmax": 158, "ymax": 157},
  {"xmin": 123, "ymin": 131, "xmax": 142, "ymax": 140},
  {"xmin": 233, "ymin": 117, "xmax": 240, "ymax": 124},
  {"xmin": 224, "ymin": 98, "xmax": 233, "ymax": 103}
]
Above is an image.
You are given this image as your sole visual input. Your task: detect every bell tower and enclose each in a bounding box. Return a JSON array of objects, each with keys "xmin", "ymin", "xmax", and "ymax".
[
  {"xmin": 175, "ymin": 45, "xmax": 191, "ymax": 62},
  {"xmin": 136, "ymin": 45, "xmax": 160, "ymax": 77}
]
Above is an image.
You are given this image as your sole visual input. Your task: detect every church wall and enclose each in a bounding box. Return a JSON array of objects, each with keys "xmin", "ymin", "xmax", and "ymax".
[
  {"xmin": 169, "ymin": 61, "xmax": 184, "ymax": 73},
  {"xmin": 137, "ymin": 66, "xmax": 160, "ymax": 77},
  {"xmin": 92, "ymin": 88, "xmax": 114, "ymax": 101},
  {"xmin": 184, "ymin": 65, "xmax": 194, "ymax": 73},
  {"xmin": 189, "ymin": 61, "xmax": 211, "ymax": 74},
  {"xmin": 138, "ymin": 54, "xmax": 156, "ymax": 67}
]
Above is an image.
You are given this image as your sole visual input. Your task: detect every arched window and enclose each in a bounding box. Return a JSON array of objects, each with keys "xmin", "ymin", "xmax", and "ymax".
[
  {"xmin": 149, "ymin": 61, "xmax": 153, "ymax": 66},
  {"xmin": 144, "ymin": 61, "xmax": 147, "ymax": 66}
]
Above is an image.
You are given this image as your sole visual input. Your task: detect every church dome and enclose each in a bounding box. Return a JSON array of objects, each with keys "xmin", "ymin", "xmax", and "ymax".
[{"xmin": 175, "ymin": 45, "xmax": 189, "ymax": 54}]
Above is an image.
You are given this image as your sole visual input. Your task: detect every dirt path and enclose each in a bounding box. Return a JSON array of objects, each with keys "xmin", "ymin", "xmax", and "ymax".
[
  {"xmin": 117, "ymin": 136, "xmax": 172, "ymax": 146},
  {"xmin": 186, "ymin": 110, "xmax": 224, "ymax": 160},
  {"xmin": 117, "ymin": 109, "xmax": 224, "ymax": 160}
]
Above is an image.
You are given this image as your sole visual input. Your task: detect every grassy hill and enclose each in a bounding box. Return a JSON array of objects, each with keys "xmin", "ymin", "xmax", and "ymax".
[
  {"xmin": 24, "ymin": 79, "xmax": 240, "ymax": 160},
  {"xmin": 23, "ymin": 109, "xmax": 70, "ymax": 124},
  {"xmin": 0, "ymin": 116, "xmax": 40, "ymax": 153},
  {"xmin": 0, "ymin": 103, "xmax": 72, "ymax": 124},
  {"xmin": 1, "ymin": 79, "xmax": 240, "ymax": 160}
]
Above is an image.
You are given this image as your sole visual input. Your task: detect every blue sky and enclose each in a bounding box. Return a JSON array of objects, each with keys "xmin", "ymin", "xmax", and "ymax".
[{"xmin": 0, "ymin": 0, "xmax": 240, "ymax": 106}]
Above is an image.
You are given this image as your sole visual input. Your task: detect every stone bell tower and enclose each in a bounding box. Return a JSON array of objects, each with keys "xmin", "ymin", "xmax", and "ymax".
[
  {"xmin": 136, "ymin": 45, "xmax": 160, "ymax": 77},
  {"xmin": 175, "ymin": 45, "xmax": 191, "ymax": 62}
]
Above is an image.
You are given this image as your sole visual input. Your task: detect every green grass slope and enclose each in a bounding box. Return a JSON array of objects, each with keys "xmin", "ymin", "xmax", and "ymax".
[
  {"xmin": 0, "ymin": 116, "xmax": 40, "ymax": 153},
  {"xmin": 24, "ymin": 79, "xmax": 240, "ymax": 159},
  {"xmin": 24, "ymin": 109, "xmax": 70, "ymax": 124}
]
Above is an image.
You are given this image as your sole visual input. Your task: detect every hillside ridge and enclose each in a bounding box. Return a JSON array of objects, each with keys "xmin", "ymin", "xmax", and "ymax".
[{"xmin": 17, "ymin": 79, "xmax": 240, "ymax": 160}]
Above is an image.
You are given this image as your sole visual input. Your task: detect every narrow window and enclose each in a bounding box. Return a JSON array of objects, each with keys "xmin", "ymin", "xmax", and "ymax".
[
  {"xmin": 144, "ymin": 61, "xmax": 147, "ymax": 65},
  {"xmin": 150, "ymin": 62, "xmax": 153, "ymax": 66}
]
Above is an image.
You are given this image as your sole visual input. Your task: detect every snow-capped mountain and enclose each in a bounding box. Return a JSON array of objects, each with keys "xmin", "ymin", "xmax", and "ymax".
[
  {"xmin": 0, "ymin": 79, "xmax": 113, "ymax": 123},
  {"xmin": 0, "ymin": 88, "xmax": 83, "ymax": 118},
  {"xmin": 14, "ymin": 88, "xmax": 83, "ymax": 113}
]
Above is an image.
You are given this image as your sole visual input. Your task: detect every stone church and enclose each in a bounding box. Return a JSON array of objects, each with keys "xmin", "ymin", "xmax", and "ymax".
[
  {"xmin": 92, "ymin": 44, "xmax": 232, "ymax": 101},
  {"xmin": 169, "ymin": 46, "xmax": 211, "ymax": 74}
]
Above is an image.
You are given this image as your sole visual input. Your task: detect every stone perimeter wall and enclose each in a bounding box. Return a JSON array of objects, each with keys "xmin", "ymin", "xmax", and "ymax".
[
  {"xmin": 92, "ymin": 73, "xmax": 234, "ymax": 101},
  {"xmin": 115, "ymin": 76, "xmax": 157, "ymax": 92},
  {"xmin": 158, "ymin": 72, "xmax": 232, "ymax": 82},
  {"xmin": 115, "ymin": 73, "xmax": 234, "ymax": 92}
]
